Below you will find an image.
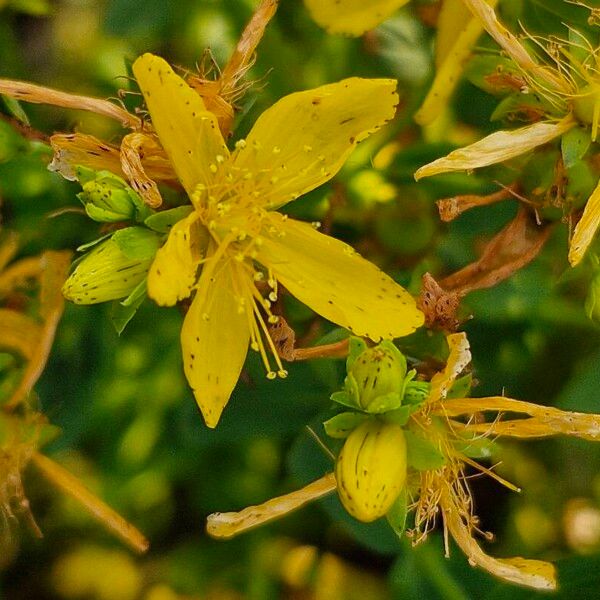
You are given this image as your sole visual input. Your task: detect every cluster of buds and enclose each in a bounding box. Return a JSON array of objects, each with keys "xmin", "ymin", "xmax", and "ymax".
[{"xmin": 325, "ymin": 338, "xmax": 443, "ymax": 526}]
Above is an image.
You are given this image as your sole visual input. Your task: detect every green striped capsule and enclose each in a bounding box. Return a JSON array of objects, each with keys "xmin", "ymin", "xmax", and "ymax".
[{"xmin": 335, "ymin": 419, "xmax": 407, "ymax": 522}]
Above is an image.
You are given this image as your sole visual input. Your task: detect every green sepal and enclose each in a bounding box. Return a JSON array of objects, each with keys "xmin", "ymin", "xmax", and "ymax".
[
  {"xmin": 343, "ymin": 372, "xmax": 361, "ymax": 406},
  {"xmin": 76, "ymin": 232, "xmax": 114, "ymax": 253},
  {"xmin": 490, "ymin": 93, "xmax": 548, "ymax": 123},
  {"xmin": 447, "ymin": 374, "xmax": 473, "ymax": 400},
  {"xmin": 110, "ymin": 280, "xmax": 147, "ymax": 335},
  {"xmin": 380, "ymin": 404, "xmax": 420, "ymax": 427},
  {"xmin": 1, "ymin": 96, "xmax": 30, "ymax": 125},
  {"xmin": 111, "ymin": 226, "xmax": 162, "ymax": 260},
  {"xmin": 365, "ymin": 391, "xmax": 403, "ymax": 414},
  {"xmin": 346, "ymin": 336, "xmax": 368, "ymax": 372},
  {"xmin": 144, "ymin": 205, "xmax": 194, "ymax": 233},
  {"xmin": 330, "ymin": 390, "xmax": 360, "ymax": 410},
  {"xmin": 404, "ymin": 430, "xmax": 446, "ymax": 471},
  {"xmin": 465, "ymin": 54, "xmax": 522, "ymax": 96},
  {"xmin": 386, "ymin": 488, "xmax": 408, "ymax": 539},
  {"xmin": 454, "ymin": 435, "xmax": 498, "ymax": 460},
  {"xmin": 403, "ymin": 380, "xmax": 430, "ymax": 405},
  {"xmin": 323, "ymin": 411, "xmax": 368, "ymax": 439},
  {"xmin": 561, "ymin": 126, "xmax": 591, "ymax": 169}
]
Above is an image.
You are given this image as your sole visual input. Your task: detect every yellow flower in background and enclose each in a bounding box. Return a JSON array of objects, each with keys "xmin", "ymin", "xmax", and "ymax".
[
  {"xmin": 304, "ymin": 0, "xmax": 410, "ymax": 36},
  {"xmin": 303, "ymin": 0, "xmax": 499, "ymax": 127},
  {"xmin": 415, "ymin": 0, "xmax": 600, "ymax": 266},
  {"xmin": 207, "ymin": 332, "xmax": 600, "ymax": 590},
  {"xmin": 133, "ymin": 54, "xmax": 423, "ymax": 428}
]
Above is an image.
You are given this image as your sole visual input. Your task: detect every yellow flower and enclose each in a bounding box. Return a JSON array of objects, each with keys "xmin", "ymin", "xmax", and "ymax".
[
  {"xmin": 206, "ymin": 332, "xmax": 600, "ymax": 590},
  {"xmin": 415, "ymin": 0, "xmax": 600, "ymax": 266},
  {"xmin": 303, "ymin": 0, "xmax": 499, "ymax": 127},
  {"xmin": 304, "ymin": 0, "xmax": 410, "ymax": 36},
  {"xmin": 132, "ymin": 54, "xmax": 423, "ymax": 428}
]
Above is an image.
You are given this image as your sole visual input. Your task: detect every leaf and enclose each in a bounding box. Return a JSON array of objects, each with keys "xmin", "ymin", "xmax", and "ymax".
[
  {"xmin": 111, "ymin": 226, "xmax": 162, "ymax": 260},
  {"xmin": 330, "ymin": 390, "xmax": 360, "ymax": 410},
  {"xmin": 447, "ymin": 374, "xmax": 473, "ymax": 399},
  {"xmin": 386, "ymin": 488, "xmax": 408, "ymax": 538},
  {"xmin": 110, "ymin": 280, "xmax": 147, "ymax": 335},
  {"xmin": 561, "ymin": 126, "xmax": 591, "ymax": 169},
  {"xmin": 323, "ymin": 411, "xmax": 368, "ymax": 439},
  {"xmin": 1, "ymin": 95, "xmax": 30, "ymax": 125},
  {"xmin": 381, "ymin": 404, "xmax": 419, "ymax": 426},
  {"xmin": 144, "ymin": 205, "xmax": 194, "ymax": 233},
  {"xmin": 404, "ymin": 430, "xmax": 446, "ymax": 471}
]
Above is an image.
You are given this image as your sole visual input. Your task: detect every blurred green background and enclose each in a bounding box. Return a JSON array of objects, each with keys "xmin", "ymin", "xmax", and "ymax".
[{"xmin": 2, "ymin": 0, "xmax": 600, "ymax": 598}]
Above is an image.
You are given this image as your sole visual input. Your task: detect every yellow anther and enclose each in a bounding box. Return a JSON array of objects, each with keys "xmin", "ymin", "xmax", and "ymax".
[
  {"xmin": 235, "ymin": 139, "xmax": 247, "ymax": 149},
  {"xmin": 268, "ymin": 315, "xmax": 279, "ymax": 324},
  {"xmin": 266, "ymin": 371, "xmax": 277, "ymax": 380},
  {"xmin": 268, "ymin": 291, "xmax": 277, "ymax": 302},
  {"xmin": 209, "ymin": 164, "xmax": 218, "ymax": 174},
  {"xmin": 278, "ymin": 370, "xmax": 288, "ymax": 378},
  {"xmin": 254, "ymin": 271, "xmax": 264, "ymax": 281},
  {"xmin": 216, "ymin": 154, "xmax": 225, "ymax": 163}
]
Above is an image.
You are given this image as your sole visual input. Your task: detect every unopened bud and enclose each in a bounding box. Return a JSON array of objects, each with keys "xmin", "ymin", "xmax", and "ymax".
[
  {"xmin": 63, "ymin": 228, "xmax": 161, "ymax": 304},
  {"xmin": 76, "ymin": 167, "xmax": 150, "ymax": 223},
  {"xmin": 348, "ymin": 341, "xmax": 406, "ymax": 411},
  {"xmin": 335, "ymin": 420, "xmax": 407, "ymax": 522}
]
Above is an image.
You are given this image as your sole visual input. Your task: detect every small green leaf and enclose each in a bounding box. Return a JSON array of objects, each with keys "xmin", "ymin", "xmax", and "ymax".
[
  {"xmin": 323, "ymin": 412, "xmax": 368, "ymax": 438},
  {"xmin": 561, "ymin": 126, "xmax": 591, "ymax": 169},
  {"xmin": 447, "ymin": 374, "xmax": 473, "ymax": 399},
  {"xmin": 111, "ymin": 281, "xmax": 147, "ymax": 335},
  {"xmin": 144, "ymin": 205, "xmax": 194, "ymax": 233},
  {"xmin": 380, "ymin": 405, "xmax": 418, "ymax": 426},
  {"xmin": 403, "ymin": 380, "xmax": 430, "ymax": 405},
  {"xmin": 365, "ymin": 391, "xmax": 403, "ymax": 414},
  {"xmin": 404, "ymin": 430, "xmax": 446, "ymax": 471},
  {"xmin": 76, "ymin": 232, "xmax": 114, "ymax": 253},
  {"xmin": 386, "ymin": 488, "xmax": 408, "ymax": 538},
  {"xmin": 330, "ymin": 390, "xmax": 360, "ymax": 410},
  {"xmin": 111, "ymin": 226, "xmax": 162, "ymax": 260},
  {"xmin": 1, "ymin": 96, "xmax": 30, "ymax": 125},
  {"xmin": 454, "ymin": 436, "xmax": 498, "ymax": 460}
]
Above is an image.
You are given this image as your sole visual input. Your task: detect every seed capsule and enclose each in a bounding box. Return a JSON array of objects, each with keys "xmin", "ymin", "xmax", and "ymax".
[{"xmin": 335, "ymin": 420, "xmax": 407, "ymax": 522}]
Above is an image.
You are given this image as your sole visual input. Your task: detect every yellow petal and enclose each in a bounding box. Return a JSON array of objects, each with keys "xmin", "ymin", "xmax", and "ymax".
[
  {"xmin": 415, "ymin": 117, "xmax": 575, "ymax": 179},
  {"xmin": 0, "ymin": 309, "xmax": 41, "ymax": 359},
  {"xmin": 441, "ymin": 487, "xmax": 556, "ymax": 590},
  {"xmin": 147, "ymin": 212, "xmax": 207, "ymax": 307},
  {"xmin": 415, "ymin": 0, "xmax": 498, "ymax": 126},
  {"xmin": 256, "ymin": 214, "xmax": 423, "ymax": 341},
  {"xmin": 440, "ymin": 396, "xmax": 600, "ymax": 441},
  {"xmin": 132, "ymin": 54, "xmax": 229, "ymax": 198},
  {"xmin": 206, "ymin": 473, "xmax": 336, "ymax": 538},
  {"xmin": 181, "ymin": 259, "xmax": 250, "ymax": 428},
  {"xmin": 304, "ymin": 0, "xmax": 409, "ymax": 36},
  {"xmin": 232, "ymin": 78, "xmax": 398, "ymax": 209},
  {"xmin": 569, "ymin": 177, "xmax": 600, "ymax": 266},
  {"xmin": 428, "ymin": 332, "xmax": 471, "ymax": 404}
]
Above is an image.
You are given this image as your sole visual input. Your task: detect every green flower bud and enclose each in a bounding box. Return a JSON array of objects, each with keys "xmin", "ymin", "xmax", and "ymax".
[
  {"xmin": 336, "ymin": 419, "xmax": 407, "ymax": 522},
  {"xmin": 76, "ymin": 167, "xmax": 150, "ymax": 223},
  {"xmin": 347, "ymin": 340, "xmax": 407, "ymax": 411},
  {"xmin": 63, "ymin": 228, "xmax": 161, "ymax": 304}
]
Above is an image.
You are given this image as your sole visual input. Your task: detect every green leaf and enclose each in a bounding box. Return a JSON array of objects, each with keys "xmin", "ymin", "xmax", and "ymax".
[
  {"xmin": 490, "ymin": 94, "xmax": 548, "ymax": 123},
  {"xmin": 144, "ymin": 205, "xmax": 194, "ymax": 233},
  {"xmin": 454, "ymin": 436, "xmax": 497, "ymax": 460},
  {"xmin": 330, "ymin": 390, "xmax": 360, "ymax": 410},
  {"xmin": 561, "ymin": 126, "xmax": 591, "ymax": 170},
  {"xmin": 447, "ymin": 374, "xmax": 473, "ymax": 400},
  {"xmin": 323, "ymin": 411, "xmax": 368, "ymax": 439},
  {"xmin": 405, "ymin": 430, "xmax": 446, "ymax": 471},
  {"xmin": 365, "ymin": 391, "xmax": 403, "ymax": 414},
  {"xmin": 110, "ymin": 281, "xmax": 147, "ymax": 335},
  {"xmin": 1, "ymin": 95, "xmax": 29, "ymax": 125},
  {"xmin": 380, "ymin": 404, "xmax": 419, "ymax": 427},
  {"xmin": 111, "ymin": 226, "xmax": 162, "ymax": 260},
  {"xmin": 386, "ymin": 488, "xmax": 408, "ymax": 538}
]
